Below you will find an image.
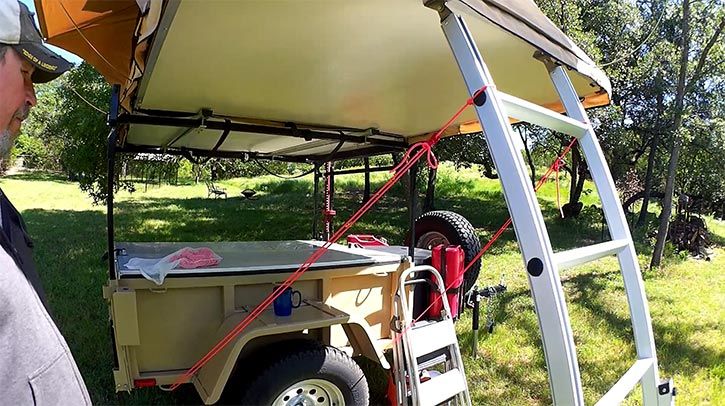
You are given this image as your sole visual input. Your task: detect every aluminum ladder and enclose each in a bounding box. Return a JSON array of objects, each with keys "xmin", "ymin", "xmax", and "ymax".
[
  {"xmin": 392, "ymin": 265, "xmax": 472, "ymax": 406},
  {"xmin": 431, "ymin": 2, "xmax": 675, "ymax": 405}
]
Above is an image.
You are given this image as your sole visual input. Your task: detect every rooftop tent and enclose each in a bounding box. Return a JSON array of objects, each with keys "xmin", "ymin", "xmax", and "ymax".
[{"xmin": 35, "ymin": 0, "xmax": 611, "ymax": 160}]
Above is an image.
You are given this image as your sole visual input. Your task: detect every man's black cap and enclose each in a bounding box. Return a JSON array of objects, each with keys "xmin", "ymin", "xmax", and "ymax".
[{"xmin": 1, "ymin": 1, "xmax": 73, "ymax": 83}]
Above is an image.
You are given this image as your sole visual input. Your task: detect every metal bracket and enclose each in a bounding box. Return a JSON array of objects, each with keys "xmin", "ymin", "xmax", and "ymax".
[
  {"xmin": 107, "ymin": 84, "xmax": 121, "ymax": 127},
  {"xmin": 164, "ymin": 108, "xmax": 214, "ymax": 150},
  {"xmin": 533, "ymin": 50, "xmax": 559, "ymax": 73},
  {"xmin": 424, "ymin": 0, "xmax": 452, "ymax": 20},
  {"xmin": 658, "ymin": 378, "xmax": 676, "ymax": 396}
]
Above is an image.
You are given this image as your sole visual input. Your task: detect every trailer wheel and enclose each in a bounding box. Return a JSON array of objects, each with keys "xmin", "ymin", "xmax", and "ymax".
[
  {"xmin": 412, "ymin": 210, "xmax": 482, "ymax": 293},
  {"xmin": 238, "ymin": 345, "xmax": 369, "ymax": 406}
]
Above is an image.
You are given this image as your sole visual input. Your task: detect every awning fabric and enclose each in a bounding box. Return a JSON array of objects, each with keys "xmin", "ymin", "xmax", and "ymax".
[{"xmin": 35, "ymin": 0, "xmax": 611, "ymax": 159}]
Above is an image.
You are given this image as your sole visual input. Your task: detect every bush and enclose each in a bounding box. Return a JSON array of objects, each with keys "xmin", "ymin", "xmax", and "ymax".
[{"xmin": 14, "ymin": 134, "xmax": 49, "ymax": 169}]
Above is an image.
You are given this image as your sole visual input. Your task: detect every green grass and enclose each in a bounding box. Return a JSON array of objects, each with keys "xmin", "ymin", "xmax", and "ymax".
[{"xmin": 1, "ymin": 166, "xmax": 722, "ymax": 405}]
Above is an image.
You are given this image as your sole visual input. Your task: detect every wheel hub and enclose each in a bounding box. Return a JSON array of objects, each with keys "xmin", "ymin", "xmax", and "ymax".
[
  {"xmin": 273, "ymin": 378, "xmax": 345, "ymax": 406},
  {"xmin": 417, "ymin": 231, "xmax": 450, "ymax": 250}
]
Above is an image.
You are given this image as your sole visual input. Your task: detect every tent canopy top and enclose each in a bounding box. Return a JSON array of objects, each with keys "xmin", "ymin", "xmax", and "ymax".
[{"xmin": 36, "ymin": 0, "xmax": 611, "ymax": 161}]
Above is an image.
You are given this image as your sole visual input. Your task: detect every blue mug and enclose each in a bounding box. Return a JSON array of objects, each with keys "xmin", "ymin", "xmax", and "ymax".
[{"xmin": 273, "ymin": 284, "xmax": 302, "ymax": 316}]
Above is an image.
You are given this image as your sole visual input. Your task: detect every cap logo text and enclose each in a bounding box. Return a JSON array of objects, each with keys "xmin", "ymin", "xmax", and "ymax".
[{"xmin": 21, "ymin": 49, "xmax": 58, "ymax": 71}]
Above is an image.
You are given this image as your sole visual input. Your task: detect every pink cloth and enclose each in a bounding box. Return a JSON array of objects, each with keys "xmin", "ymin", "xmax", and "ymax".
[
  {"xmin": 168, "ymin": 247, "xmax": 222, "ymax": 269},
  {"xmin": 125, "ymin": 247, "xmax": 223, "ymax": 285}
]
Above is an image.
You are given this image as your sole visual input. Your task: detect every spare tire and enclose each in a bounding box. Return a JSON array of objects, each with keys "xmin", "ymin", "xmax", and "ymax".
[{"xmin": 412, "ymin": 210, "xmax": 482, "ymax": 293}]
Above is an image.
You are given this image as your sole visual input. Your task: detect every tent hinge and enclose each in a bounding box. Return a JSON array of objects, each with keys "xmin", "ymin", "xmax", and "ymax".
[
  {"xmin": 533, "ymin": 50, "xmax": 560, "ymax": 73},
  {"xmin": 424, "ymin": 0, "xmax": 452, "ymax": 20}
]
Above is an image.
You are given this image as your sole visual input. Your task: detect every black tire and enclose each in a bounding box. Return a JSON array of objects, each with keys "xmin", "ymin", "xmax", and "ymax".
[
  {"xmin": 238, "ymin": 345, "xmax": 369, "ymax": 406},
  {"xmin": 412, "ymin": 210, "xmax": 482, "ymax": 293}
]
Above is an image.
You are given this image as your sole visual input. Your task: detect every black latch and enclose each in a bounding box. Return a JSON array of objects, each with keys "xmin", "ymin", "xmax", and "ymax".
[{"xmin": 658, "ymin": 381, "xmax": 675, "ymax": 396}]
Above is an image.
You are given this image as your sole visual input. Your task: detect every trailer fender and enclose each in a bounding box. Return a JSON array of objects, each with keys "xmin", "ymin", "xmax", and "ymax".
[
  {"xmin": 194, "ymin": 301, "xmax": 350, "ymax": 404},
  {"xmin": 341, "ymin": 322, "xmax": 391, "ymax": 369}
]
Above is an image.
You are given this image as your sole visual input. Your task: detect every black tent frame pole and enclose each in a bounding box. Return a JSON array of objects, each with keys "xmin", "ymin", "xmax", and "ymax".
[
  {"xmin": 408, "ymin": 162, "xmax": 418, "ymax": 258},
  {"xmin": 363, "ymin": 157, "xmax": 371, "ymax": 203},
  {"xmin": 106, "ymin": 85, "xmax": 120, "ymax": 280},
  {"xmin": 312, "ymin": 168, "xmax": 320, "ymax": 239},
  {"xmin": 117, "ymin": 113, "xmax": 406, "ymax": 149},
  {"xmin": 329, "ymin": 165, "xmax": 395, "ymax": 176},
  {"xmin": 106, "ymin": 129, "xmax": 117, "ymax": 280}
]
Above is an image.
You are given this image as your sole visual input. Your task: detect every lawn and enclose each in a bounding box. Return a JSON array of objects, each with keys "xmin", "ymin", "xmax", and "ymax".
[{"xmin": 1, "ymin": 165, "xmax": 722, "ymax": 405}]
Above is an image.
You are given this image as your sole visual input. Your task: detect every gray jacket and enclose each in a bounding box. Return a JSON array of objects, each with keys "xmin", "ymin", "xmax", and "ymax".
[{"xmin": 0, "ymin": 189, "xmax": 90, "ymax": 405}]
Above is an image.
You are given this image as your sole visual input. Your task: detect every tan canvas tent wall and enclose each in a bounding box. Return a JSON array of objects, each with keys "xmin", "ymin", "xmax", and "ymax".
[{"xmin": 35, "ymin": 0, "xmax": 611, "ymax": 159}]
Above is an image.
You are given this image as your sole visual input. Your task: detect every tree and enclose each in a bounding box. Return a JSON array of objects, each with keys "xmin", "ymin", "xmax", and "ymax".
[
  {"xmin": 435, "ymin": 132, "xmax": 499, "ymax": 179},
  {"xmin": 651, "ymin": 2, "xmax": 725, "ymax": 268},
  {"xmin": 48, "ymin": 63, "xmax": 129, "ymax": 203}
]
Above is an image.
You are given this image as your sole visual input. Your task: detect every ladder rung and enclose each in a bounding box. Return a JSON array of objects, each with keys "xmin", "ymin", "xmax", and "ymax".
[
  {"xmin": 418, "ymin": 349, "xmax": 448, "ymax": 370},
  {"xmin": 595, "ymin": 358, "xmax": 654, "ymax": 406},
  {"xmin": 499, "ymin": 91, "xmax": 588, "ymax": 138},
  {"xmin": 553, "ymin": 239, "xmax": 629, "ymax": 270},
  {"xmin": 408, "ymin": 319, "xmax": 458, "ymax": 359},
  {"xmin": 418, "ymin": 368, "xmax": 467, "ymax": 406}
]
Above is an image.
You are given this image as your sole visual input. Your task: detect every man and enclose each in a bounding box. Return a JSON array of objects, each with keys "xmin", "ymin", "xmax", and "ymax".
[{"xmin": 1, "ymin": 0, "xmax": 91, "ymax": 404}]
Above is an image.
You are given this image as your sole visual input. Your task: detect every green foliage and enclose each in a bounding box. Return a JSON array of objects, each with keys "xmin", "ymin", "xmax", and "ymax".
[
  {"xmin": 16, "ymin": 62, "xmax": 129, "ymax": 202},
  {"xmin": 536, "ymin": 0, "xmax": 725, "ymax": 216},
  {"xmin": 50, "ymin": 63, "xmax": 124, "ymax": 203},
  {"xmin": 14, "ymin": 134, "xmax": 48, "ymax": 169}
]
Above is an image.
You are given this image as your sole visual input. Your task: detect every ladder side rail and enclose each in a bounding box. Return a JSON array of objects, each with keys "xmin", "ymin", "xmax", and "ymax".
[
  {"xmin": 440, "ymin": 11, "xmax": 584, "ymax": 405},
  {"xmin": 397, "ymin": 268, "xmax": 424, "ymax": 405},
  {"xmin": 392, "ymin": 295, "xmax": 408, "ymax": 406},
  {"xmin": 549, "ymin": 65, "xmax": 661, "ymax": 404},
  {"xmin": 400, "ymin": 266, "xmax": 472, "ymax": 406}
]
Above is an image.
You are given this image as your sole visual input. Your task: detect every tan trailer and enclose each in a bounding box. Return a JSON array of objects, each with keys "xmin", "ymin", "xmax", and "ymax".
[{"xmin": 104, "ymin": 241, "xmax": 424, "ymax": 404}]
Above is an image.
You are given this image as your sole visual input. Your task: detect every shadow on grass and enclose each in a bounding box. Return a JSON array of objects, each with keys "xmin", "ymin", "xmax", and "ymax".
[
  {"xmin": 5, "ymin": 171, "xmax": 71, "ymax": 183},
  {"xmin": 458, "ymin": 298, "xmax": 552, "ymax": 403},
  {"xmin": 564, "ymin": 270, "xmax": 721, "ymax": 377},
  {"xmin": 457, "ymin": 265, "xmax": 721, "ymax": 403},
  {"xmin": 710, "ymin": 232, "xmax": 725, "ymax": 247}
]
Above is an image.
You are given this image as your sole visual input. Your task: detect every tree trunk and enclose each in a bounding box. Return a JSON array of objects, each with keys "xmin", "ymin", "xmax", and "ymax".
[
  {"xmin": 407, "ymin": 163, "xmax": 420, "ymax": 223},
  {"xmin": 481, "ymin": 160, "xmax": 498, "ymax": 179},
  {"xmin": 568, "ymin": 146, "xmax": 582, "ymax": 204},
  {"xmin": 392, "ymin": 152, "xmax": 411, "ymax": 200},
  {"xmin": 637, "ymin": 130, "xmax": 661, "ymax": 227},
  {"xmin": 424, "ymin": 167, "xmax": 437, "ymax": 212},
  {"xmin": 572, "ymin": 164, "xmax": 586, "ymax": 204},
  {"xmin": 516, "ymin": 126, "xmax": 536, "ymax": 184},
  {"xmin": 651, "ymin": 0, "xmax": 690, "ymax": 268},
  {"xmin": 637, "ymin": 76, "xmax": 664, "ymax": 228}
]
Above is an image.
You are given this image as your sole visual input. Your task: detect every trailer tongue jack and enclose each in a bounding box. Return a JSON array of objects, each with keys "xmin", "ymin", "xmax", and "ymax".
[{"xmin": 467, "ymin": 282, "xmax": 507, "ymax": 358}]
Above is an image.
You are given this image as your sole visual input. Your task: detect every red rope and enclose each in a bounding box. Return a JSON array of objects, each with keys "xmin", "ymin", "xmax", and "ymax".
[
  {"xmin": 168, "ymin": 86, "xmax": 488, "ymax": 390},
  {"xmin": 390, "ymin": 137, "xmax": 579, "ymax": 349}
]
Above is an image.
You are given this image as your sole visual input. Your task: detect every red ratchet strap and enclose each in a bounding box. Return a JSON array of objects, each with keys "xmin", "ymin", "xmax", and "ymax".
[
  {"xmin": 392, "ymin": 137, "xmax": 579, "ymax": 345},
  {"xmin": 168, "ymin": 86, "xmax": 488, "ymax": 390}
]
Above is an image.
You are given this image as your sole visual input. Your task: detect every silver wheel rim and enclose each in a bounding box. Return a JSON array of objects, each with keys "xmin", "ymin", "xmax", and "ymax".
[
  {"xmin": 417, "ymin": 231, "xmax": 450, "ymax": 250},
  {"xmin": 272, "ymin": 378, "xmax": 345, "ymax": 406}
]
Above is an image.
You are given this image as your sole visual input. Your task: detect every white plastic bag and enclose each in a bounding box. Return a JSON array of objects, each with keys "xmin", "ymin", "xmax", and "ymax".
[{"xmin": 125, "ymin": 247, "xmax": 222, "ymax": 285}]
